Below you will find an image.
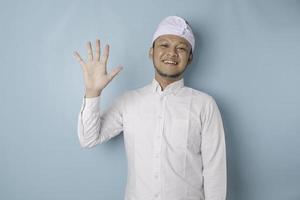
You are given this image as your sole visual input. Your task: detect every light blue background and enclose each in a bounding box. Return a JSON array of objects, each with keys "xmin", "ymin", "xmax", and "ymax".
[{"xmin": 1, "ymin": 0, "xmax": 300, "ymax": 199}]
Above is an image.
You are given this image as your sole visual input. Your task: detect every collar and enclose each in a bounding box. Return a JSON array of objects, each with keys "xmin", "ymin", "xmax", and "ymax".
[{"xmin": 151, "ymin": 78, "xmax": 184, "ymax": 95}]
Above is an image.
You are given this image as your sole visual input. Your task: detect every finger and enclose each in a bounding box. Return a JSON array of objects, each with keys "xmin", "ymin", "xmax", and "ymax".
[
  {"xmin": 100, "ymin": 44, "xmax": 109, "ymax": 67},
  {"xmin": 73, "ymin": 51, "xmax": 86, "ymax": 70},
  {"xmin": 95, "ymin": 38, "xmax": 100, "ymax": 61},
  {"xmin": 107, "ymin": 65, "xmax": 123, "ymax": 81},
  {"xmin": 86, "ymin": 41, "xmax": 93, "ymax": 61}
]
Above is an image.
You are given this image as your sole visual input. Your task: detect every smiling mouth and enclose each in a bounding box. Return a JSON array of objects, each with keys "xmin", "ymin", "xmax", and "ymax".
[{"xmin": 162, "ymin": 60, "xmax": 178, "ymax": 65}]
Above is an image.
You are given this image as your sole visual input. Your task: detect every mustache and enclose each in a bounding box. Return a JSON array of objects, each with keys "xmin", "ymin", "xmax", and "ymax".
[
  {"xmin": 162, "ymin": 59, "xmax": 179, "ymax": 62},
  {"xmin": 161, "ymin": 57, "xmax": 179, "ymax": 62}
]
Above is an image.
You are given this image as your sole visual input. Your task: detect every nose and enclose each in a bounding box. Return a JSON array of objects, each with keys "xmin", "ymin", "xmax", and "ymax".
[{"xmin": 166, "ymin": 47, "xmax": 178, "ymax": 58}]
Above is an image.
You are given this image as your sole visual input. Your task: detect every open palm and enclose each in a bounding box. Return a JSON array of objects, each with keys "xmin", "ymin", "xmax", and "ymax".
[{"xmin": 74, "ymin": 39, "xmax": 123, "ymax": 97}]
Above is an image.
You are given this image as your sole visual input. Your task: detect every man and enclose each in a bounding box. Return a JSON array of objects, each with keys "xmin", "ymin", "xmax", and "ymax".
[{"xmin": 74, "ymin": 16, "xmax": 227, "ymax": 200}]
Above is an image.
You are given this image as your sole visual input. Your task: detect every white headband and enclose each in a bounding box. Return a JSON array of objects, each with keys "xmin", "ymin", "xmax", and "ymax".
[{"xmin": 152, "ymin": 16, "xmax": 195, "ymax": 52}]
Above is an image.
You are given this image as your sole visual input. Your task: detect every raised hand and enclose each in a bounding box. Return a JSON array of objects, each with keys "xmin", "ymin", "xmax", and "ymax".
[{"xmin": 73, "ymin": 39, "xmax": 123, "ymax": 97}]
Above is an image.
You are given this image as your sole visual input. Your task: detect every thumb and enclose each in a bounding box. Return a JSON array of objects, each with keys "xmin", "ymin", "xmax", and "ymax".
[{"xmin": 107, "ymin": 65, "xmax": 123, "ymax": 81}]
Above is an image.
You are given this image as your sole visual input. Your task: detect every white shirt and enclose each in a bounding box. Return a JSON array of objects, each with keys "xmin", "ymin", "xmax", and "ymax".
[{"xmin": 77, "ymin": 78, "xmax": 227, "ymax": 200}]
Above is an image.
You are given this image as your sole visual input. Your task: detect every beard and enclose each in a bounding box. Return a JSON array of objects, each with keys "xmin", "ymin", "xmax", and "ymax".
[{"xmin": 153, "ymin": 63, "xmax": 186, "ymax": 78}]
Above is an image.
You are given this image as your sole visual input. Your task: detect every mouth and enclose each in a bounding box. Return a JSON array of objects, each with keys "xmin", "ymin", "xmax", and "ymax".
[{"xmin": 162, "ymin": 60, "xmax": 178, "ymax": 65}]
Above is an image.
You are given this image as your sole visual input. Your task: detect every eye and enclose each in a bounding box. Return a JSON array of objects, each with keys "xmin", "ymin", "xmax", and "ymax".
[
  {"xmin": 159, "ymin": 43, "xmax": 169, "ymax": 48},
  {"xmin": 177, "ymin": 47, "xmax": 187, "ymax": 51}
]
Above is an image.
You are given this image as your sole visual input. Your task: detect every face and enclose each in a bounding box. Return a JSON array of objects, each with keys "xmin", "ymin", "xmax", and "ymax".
[{"xmin": 149, "ymin": 34, "xmax": 193, "ymax": 80}]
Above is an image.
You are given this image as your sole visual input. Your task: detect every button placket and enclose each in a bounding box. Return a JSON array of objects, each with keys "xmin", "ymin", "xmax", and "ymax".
[{"xmin": 153, "ymin": 94, "xmax": 166, "ymax": 198}]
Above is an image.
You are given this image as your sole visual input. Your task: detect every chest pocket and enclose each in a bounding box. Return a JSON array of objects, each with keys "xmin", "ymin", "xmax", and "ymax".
[
  {"xmin": 163, "ymin": 97, "xmax": 190, "ymax": 176},
  {"xmin": 165, "ymin": 98, "xmax": 190, "ymax": 150},
  {"xmin": 165, "ymin": 97, "xmax": 202, "ymax": 154},
  {"xmin": 187, "ymin": 113, "xmax": 202, "ymax": 154}
]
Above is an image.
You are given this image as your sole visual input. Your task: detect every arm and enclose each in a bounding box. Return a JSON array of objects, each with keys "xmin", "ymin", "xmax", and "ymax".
[
  {"xmin": 73, "ymin": 38, "xmax": 123, "ymax": 148},
  {"xmin": 201, "ymin": 97, "xmax": 227, "ymax": 200},
  {"xmin": 77, "ymin": 94, "xmax": 124, "ymax": 148}
]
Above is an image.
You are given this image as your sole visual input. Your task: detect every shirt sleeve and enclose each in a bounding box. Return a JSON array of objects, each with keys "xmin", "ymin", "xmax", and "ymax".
[
  {"xmin": 77, "ymin": 94, "xmax": 124, "ymax": 149},
  {"xmin": 201, "ymin": 97, "xmax": 227, "ymax": 200}
]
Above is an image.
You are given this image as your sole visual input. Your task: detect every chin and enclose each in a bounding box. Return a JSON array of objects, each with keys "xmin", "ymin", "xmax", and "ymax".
[
  {"xmin": 156, "ymin": 69, "xmax": 184, "ymax": 79},
  {"xmin": 153, "ymin": 62, "xmax": 186, "ymax": 78}
]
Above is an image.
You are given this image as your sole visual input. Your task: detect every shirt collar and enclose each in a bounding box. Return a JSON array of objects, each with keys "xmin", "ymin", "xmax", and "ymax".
[{"xmin": 151, "ymin": 78, "xmax": 184, "ymax": 95}]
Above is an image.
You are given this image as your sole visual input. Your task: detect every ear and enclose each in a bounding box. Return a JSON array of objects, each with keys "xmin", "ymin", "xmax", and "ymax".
[
  {"xmin": 149, "ymin": 47, "xmax": 153, "ymax": 59},
  {"xmin": 187, "ymin": 52, "xmax": 193, "ymax": 65}
]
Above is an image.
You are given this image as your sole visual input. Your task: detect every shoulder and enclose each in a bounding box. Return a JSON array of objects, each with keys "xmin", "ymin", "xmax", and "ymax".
[
  {"xmin": 182, "ymin": 86, "xmax": 222, "ymax": 117},
  {"xmin": 182, "ymin": 87, "xmax": 224, "ymax": 125},
  {"xmin": 183, "ymin": 86, "xmax": 216, "ymax": 105},
  {"xmin": 117, "ymin": 84, "xmax": 151, "ymax": 103}
]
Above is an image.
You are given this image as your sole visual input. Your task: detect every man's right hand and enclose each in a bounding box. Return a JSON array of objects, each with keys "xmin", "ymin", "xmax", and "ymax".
[{"xmin": 73, "ymin": 39, "xmax": 123, "ymax": 98}]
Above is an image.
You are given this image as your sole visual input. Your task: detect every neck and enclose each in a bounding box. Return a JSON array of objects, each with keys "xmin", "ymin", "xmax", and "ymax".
[{"xmin": 154, "ymin": 73, "xmax": 182, "ymax": 91}]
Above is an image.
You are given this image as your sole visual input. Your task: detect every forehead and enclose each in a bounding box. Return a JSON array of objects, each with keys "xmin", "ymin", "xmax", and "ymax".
[{"xmin": 156, "ymin": 34, "xmax": 190, "ymax": 46}]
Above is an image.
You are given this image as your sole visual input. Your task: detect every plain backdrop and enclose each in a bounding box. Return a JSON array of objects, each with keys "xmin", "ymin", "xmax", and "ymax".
[{"xmin": 1, "ymin": 0, "xmax": 300, "ymax": 199}]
